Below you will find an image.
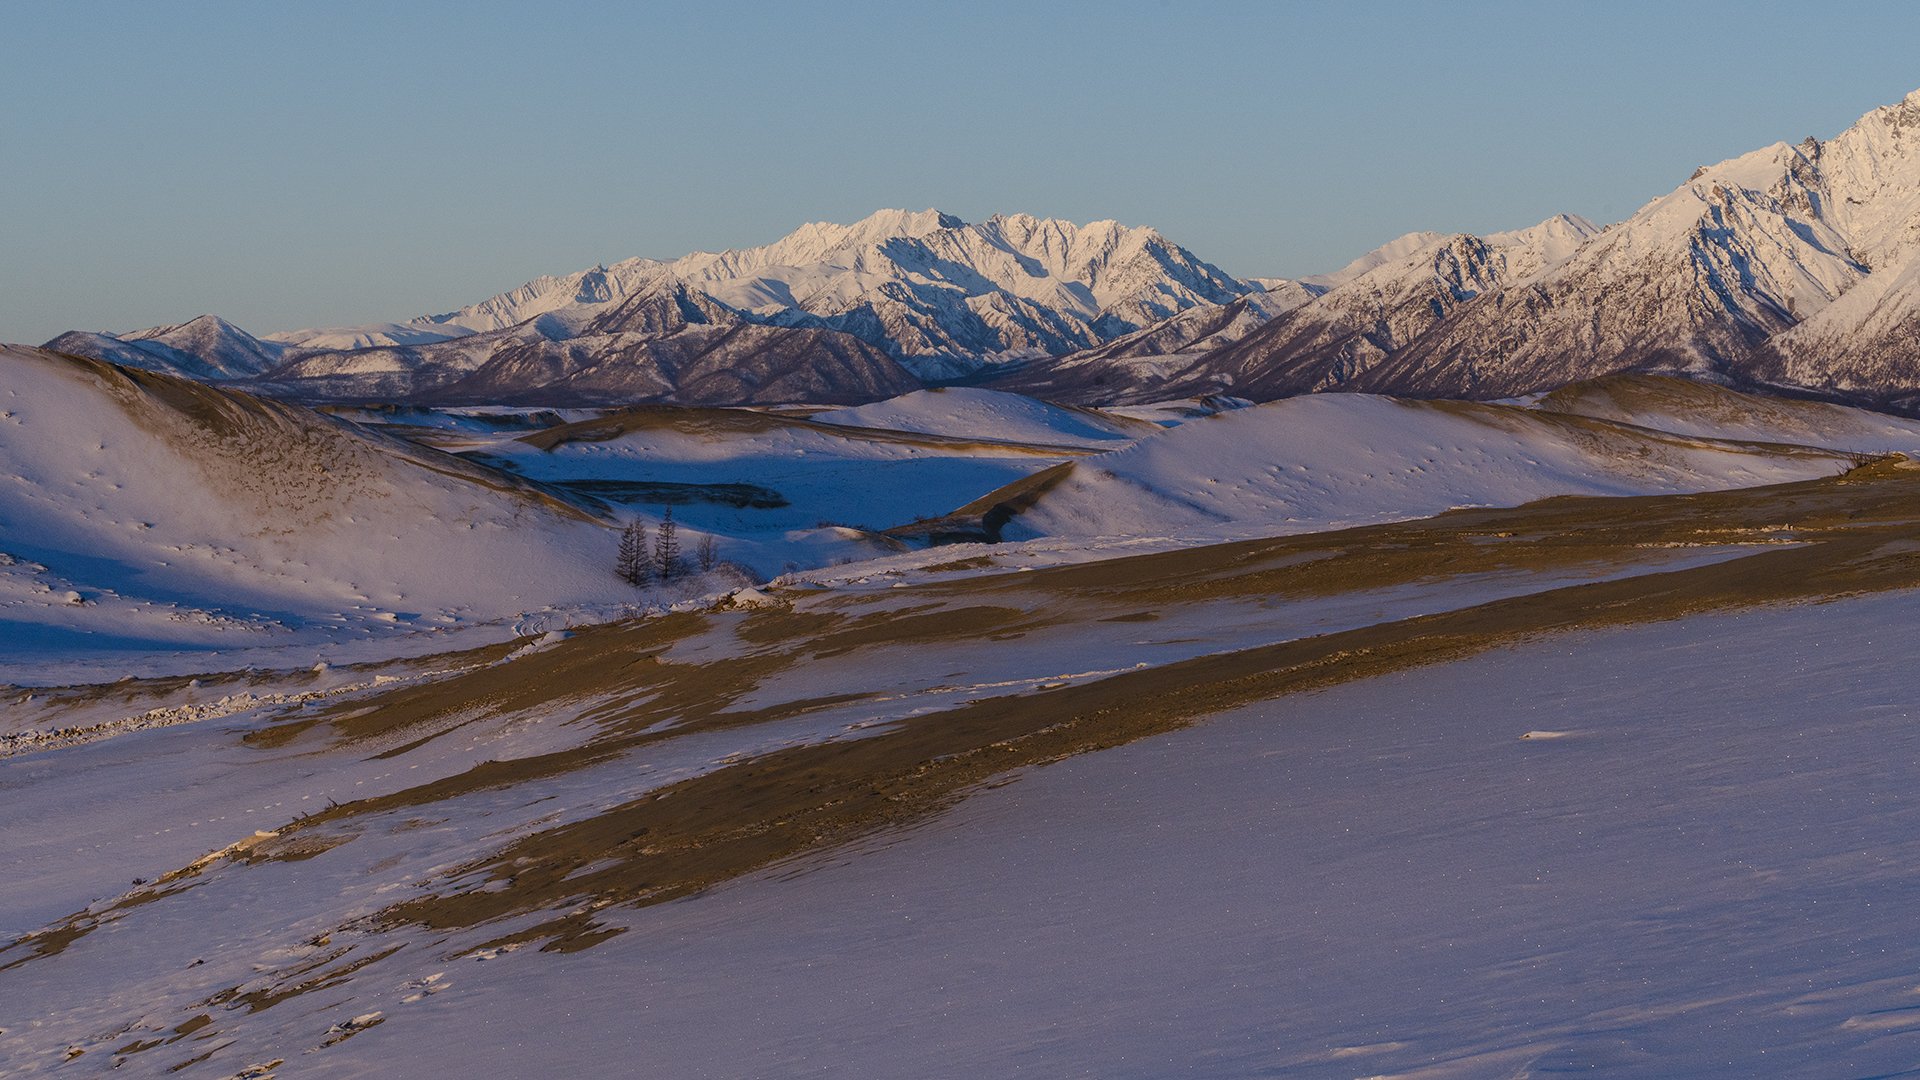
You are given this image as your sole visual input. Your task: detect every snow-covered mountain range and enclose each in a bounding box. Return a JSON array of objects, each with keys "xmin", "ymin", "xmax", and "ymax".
[
  {"xmin": 396, "ymin": 208, "xmax": 1255, "ymax": 372},
  {"xmin": 33, "ymin": 87, "xmax": 1920, "ymax": 409},
  {"xmin": 44, "ymin": 210, "xmax": 1264, "ymax": 405},
  {"xmin": 1127, "ymin": 89, "xmax": 1920, "ymax": 406}
]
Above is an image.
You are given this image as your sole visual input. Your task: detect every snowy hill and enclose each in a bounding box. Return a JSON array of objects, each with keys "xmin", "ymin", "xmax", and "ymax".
[
  {"xmin": 0, "ymin": 346, "xmax": 616, "ymax": 658},
  {"xmin": 17, "ymin": 417, "xmax": 1920, "ymax": 1076},
  {"xmin": 814, "ymin": 387, "xmax": 1158, "ymax": 447},
  {"xmin": 1530, "ymin": 373, "xmax": 1920, "ymax": 450},
  {"xmin": 977, "ymin": 391, "xmax": 1867, "ymax": 541}
]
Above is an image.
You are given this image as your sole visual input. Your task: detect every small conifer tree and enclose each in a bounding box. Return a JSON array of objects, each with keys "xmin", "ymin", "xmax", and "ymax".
[
  {"xmin": 654, "ymin": 506, "xmax": 680, "ymax": 581},
  {"xmin": 616, "ymin": 521, "xmax": 654, "ymax": 586}
]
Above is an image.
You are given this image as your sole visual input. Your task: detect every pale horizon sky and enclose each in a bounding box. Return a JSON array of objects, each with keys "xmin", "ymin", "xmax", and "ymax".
[{"xmin": 4, "ymin": 0, "xmax": 1919, "ymax": 344}]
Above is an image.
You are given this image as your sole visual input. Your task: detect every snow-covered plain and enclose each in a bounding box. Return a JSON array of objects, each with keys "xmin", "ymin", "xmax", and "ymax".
[
  {"xmin": 312, "ymin": 590, "xmax": 1920, "ymax": 1079},
  {"xmin": 16, "ymin": 344, "xmax": 1920, "ymax": 1077},
  {"xmin": 7, "ymin": 528, "xmax": 1920, "ymax": 1077}
]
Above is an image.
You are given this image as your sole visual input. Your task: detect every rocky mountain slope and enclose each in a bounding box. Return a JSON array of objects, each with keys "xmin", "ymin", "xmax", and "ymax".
[
  {"xmin": 973, "ymin": 289, "xmax": 1314, "ymax": 403},
  {"xmin": 973, "ymin": 218, "xmax": 1600, "ymax": 404},
  {"xmin": 248, "ymin": 278, "xmax": 920, "ymax": 407}
]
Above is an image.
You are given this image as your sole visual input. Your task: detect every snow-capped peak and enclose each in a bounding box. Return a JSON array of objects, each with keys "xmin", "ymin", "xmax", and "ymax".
[
  {"xmin": 44, "ymin": 313, "xmax": 286, "ymax": 381},
  {"xmin": 347, "ymin": 209, "xmax": 1257, "ymax": 371},
  {"xmin": 1301, "ymin": 230, "xmax": 1450, "ymax": 288},
  {"xmin": 119, "ymin": 313, "xmax": 245, "ymax": 342}
]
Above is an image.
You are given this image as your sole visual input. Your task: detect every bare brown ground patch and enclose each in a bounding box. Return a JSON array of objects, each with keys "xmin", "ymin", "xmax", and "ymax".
[
  {"xmin": 9, "ymin": 637, "xmax": 529, "ymax": 758},
  {"xmin": 518, "ymin": 403, "xmax": 1099, "ymax": 457}
]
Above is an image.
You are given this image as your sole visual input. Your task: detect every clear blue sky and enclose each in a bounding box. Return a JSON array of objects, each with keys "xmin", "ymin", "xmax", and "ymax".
[{"xmin": 4, "ymin": 0, "xmax": 1918, "ymax": 344}]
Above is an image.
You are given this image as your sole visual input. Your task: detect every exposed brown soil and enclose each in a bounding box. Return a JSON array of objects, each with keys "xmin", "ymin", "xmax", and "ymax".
[{"xmin": 518, "ymin": 403, "xmax": 1102, "ymax": 456}]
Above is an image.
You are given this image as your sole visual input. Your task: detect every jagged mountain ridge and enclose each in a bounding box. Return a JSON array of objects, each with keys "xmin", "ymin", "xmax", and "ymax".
[
  {"xmin": 1122, "ymin": 90, "xmax": 1920, "ymax": 406},
  {"xmin": 39, "ymin": 87, "xmax": 1920, "ymax": 410},
  {"xmin": 391, "ymin": 208, "xmax": 1255, "ymax": 371},
  {"xmin": 1195, "ymin": 213, "xmax": 1605, "ymax": 399},
  {"xmin": 966, "ymin": 290, "xmax": 1315, "ymax": 404},
  {"xmin": 977, "ymin": 215, "xmax": 1600, "ymax": 404},
  {"xmin": 47, "ymin": 210, "xmax": 1273, "ymax": 406}
]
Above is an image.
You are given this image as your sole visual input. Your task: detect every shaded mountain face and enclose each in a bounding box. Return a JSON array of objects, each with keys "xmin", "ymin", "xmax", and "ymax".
[
  {"xmin": 973, "ymin": 219, "xmax": 1599, "ymax": 404},
  {"xmin": 1196, "ymin": 217, "xmax": 1603, "ymax": 400},
  {"xmin": 970, "ymin": 290, "xmax": 1317, "ymax": 405},
  {"xmin": 246, "ymin": 279, "xmax": 920, "ymax": 407}
]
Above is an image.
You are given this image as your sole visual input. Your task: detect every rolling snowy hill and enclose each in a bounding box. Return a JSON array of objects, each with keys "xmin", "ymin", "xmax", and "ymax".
[
  {"xmin": 0, "ymin": 345, "xmax": 618, "ymax": 664},
  {"xmin": 954, "ymin": 391, "xmax": 1876, "ymax": 542},
  {"xmin": 813, "ymin": 386, "xmax": 1158, "ymax": 447}
]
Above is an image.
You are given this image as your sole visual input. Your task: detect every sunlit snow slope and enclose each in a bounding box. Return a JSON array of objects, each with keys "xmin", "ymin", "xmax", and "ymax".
[
  {"xmin": 812, "ymin": 386, "xmax": 1158, "ymax": 447},
  {"xmin": 990, "ymin": 392, "xmax": 1870, "ymax": 540}
]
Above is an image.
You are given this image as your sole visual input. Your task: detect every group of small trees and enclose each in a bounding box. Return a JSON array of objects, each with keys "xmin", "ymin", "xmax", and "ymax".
[{"xmin": 616, "ymin": 507, "xmax": 720, "ymax": 586}]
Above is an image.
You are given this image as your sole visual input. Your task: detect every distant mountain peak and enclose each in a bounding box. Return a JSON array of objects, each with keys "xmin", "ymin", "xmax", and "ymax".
[
  {"xmin": 844, "ymin": 207, "xmax": 965, "ymax": 233},
  {"xmin": 317, "ymin": 209, "xmax": 1258, "ymax": 378},
  {"xmin": 45, "ymin": 312, "xmax": 284, "ymax": 381}
]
